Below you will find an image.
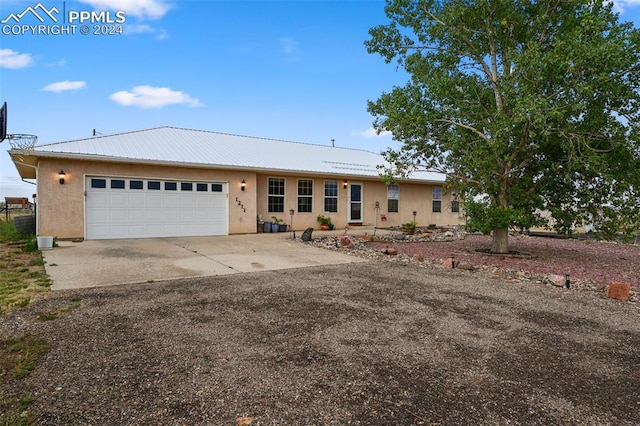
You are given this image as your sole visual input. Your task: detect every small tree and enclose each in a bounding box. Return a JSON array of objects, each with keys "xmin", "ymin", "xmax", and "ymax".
[{"xmin": 366, "ymin": 0, "xmax": 640, "ymax": 252}]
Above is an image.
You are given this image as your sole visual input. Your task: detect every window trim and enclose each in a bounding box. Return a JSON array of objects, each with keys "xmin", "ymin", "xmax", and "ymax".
[
  {"xmin": 297, "ymin": 178, "xmax": 313, "ymax": 213},
  {"xmin": 268, "ymin": 177, "xmax": 286, "ymax": 213},
  {"xmin": 323, "ymin": 180, "xmax": 338, "ymax": 213},
  {"xmin": 432, "ymin": 186, "xmax": 442, "ymax": 213},
  {"xmin": 387, "ymin": 184, "xmax": 399, "ymax": 213}
]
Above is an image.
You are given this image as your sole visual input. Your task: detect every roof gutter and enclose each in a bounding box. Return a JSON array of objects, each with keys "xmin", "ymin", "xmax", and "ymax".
[{"xmin": 8, "ymin": 150, "xmax": 446, "ymax": 184}]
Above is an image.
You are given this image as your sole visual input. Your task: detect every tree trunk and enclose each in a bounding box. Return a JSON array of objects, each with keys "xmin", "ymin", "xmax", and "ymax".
[{"xmin": 491, "ymin": 227, "xmax": 509, "ymax": 254}]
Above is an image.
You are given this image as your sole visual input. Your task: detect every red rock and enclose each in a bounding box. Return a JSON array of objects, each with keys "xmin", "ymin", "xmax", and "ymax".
[
  {"xmin": 443, "ymin": 258, "xmax": 457, "ymax": 269},
  {"xmin": 457, "ymin": 263, "xmax": 475, "ymax": 271},
  {"xmin": 381, "ymin": 247, "xmax": 397, "ymax": 255},
  {"xmin": 547, "ymin": 274, "xmax": 566, "ymax": 287},
  {"xmin": 607, "ymin": 282, "xmax": 631, "ymax": 301},
  {"xmin": 340, "ymin": 235, "xmax": 355, "ymax": 249}
]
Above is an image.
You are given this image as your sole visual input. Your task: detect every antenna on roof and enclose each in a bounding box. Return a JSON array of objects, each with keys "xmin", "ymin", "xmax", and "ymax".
[
  {"xmin": 92, "ymin": 129, "xmax": 102, "ymax": 137},
  {"xmin": 331, "ymin": 138, "xmax": 335, "ymax": 147}
]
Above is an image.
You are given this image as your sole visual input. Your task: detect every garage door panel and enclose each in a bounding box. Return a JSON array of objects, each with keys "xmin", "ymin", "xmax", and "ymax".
[
  {"xmin": 86, "ymin": 177, "xmax": 228, "ymax": 239},
  {"xmin": 146, "ymin": 195, "xmax": 162, "ymax": 208},
  {"xmin": 109, "ymin": 194, "xmax": 128, "ymax": 206},
  {"xmin": 129, "ymin": 210, "xmax": 146, "ymax": 221},
  {"xmin": 108, "ymin": 210, "xmax": 128, "ymax": 222},
  {"xmin": 127, "ymin": 194, "xmax": 146, "ymax": 207}
]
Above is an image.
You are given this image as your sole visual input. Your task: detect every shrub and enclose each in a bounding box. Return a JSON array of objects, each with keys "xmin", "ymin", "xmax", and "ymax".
[{"xmin": 0, "ymin": 220, "xmax": 22, "ymax": 243}]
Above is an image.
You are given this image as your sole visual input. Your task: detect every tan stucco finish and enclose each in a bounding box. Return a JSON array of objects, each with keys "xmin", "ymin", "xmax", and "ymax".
[{"xmin": 31, "ymin": 157, "xmax": 461, "ymax": 239}]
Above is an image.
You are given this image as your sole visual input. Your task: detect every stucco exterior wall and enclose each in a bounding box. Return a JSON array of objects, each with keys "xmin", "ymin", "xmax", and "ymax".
[
  {"xmin": 35, "ymin": 158, "xmax": 462, "ymax": 239},
  {"xmin": 36, "ymin": 158, "xmax": 258, "ymax": 239},
  {"xmin": 255, "ymin": 173, "xmax": 462, "ymax": 231}
]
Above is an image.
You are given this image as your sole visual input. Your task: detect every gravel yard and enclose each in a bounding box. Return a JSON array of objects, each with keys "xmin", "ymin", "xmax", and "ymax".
[{"xmin": 1, "ymin": 257, "xmax": 639, "ymax": 425}]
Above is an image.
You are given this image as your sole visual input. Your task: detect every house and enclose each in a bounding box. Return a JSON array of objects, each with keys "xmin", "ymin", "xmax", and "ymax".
[{"xmin": 8, "ymin": 127, "xmax": 462, "ymax": 239}]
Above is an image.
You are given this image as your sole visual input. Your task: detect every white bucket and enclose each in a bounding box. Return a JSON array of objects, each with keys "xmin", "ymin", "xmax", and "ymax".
[{"xmin": 37, "ymin": 236, "xmax": 54, "ymax": 250}]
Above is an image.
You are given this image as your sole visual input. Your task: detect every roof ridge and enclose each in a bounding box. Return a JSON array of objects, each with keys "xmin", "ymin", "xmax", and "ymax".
[{"xmin": 36, "ymin": 126, "xmax": 379, "ymax": 155}]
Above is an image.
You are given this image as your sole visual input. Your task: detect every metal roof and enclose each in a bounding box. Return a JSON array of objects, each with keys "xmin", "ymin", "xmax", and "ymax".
[{"xmin": 13, "ymin": 126, "xmax": 446, "ymax": 182}]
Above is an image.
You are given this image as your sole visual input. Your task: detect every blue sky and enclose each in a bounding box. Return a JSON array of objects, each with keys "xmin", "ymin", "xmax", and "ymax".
[{"xmin": 1, "ymin": 0, "xmax": 639, "ymax": 199}]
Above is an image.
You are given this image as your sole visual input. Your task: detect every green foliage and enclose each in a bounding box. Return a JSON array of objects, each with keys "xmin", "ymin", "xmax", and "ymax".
[
  {"xmin": 465, "ymin": 198, "xmax": 545, "ymax": 235},
  {"xmin": 36, "ymin": 302, "xmax": 81, "ymax": 321},
  {"xmin": 1, "ymin": 334, "xmax": 49, "ymax": 425},
  {"xmin": 21, "ymin": 238, "xmax": 39, "ymax": 253},
  {"xmin": 316, "ymin": 215, "xmax": 332, "ymax": 225},
  {"xmin": 0, "ymin": 220, "xmax": 22, "ymax": 243},
  {"xmin": 0, "ymin": 247, "xmax": 50, "ymax": 317},
  {"xmin": 9, "ymin": 335, "xmax": 50, "ymax": 379},
  {"xmin": 367, "ymin": 0, "xmax": 640, "ymax": 252}
]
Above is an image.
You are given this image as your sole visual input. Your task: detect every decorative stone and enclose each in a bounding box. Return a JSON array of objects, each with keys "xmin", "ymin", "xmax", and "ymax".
[
  {"xmin": 236, "ymin": 417, "xmax": 254, "ymax": 426},
  {"xmin": 301, "ymin": 227, "xmax": 314, "ymax": 242},
  {"xmin": 443, "ymin": 257, "xmax": 458, "ymax": 269},
  {"xmin": 340, "ymin": 235, "xmax": 355, "ymax": 249},
  {"xmin": 547, "ymin": 274, "xmax": 566, "ymax": 287},
  {"xmin": 457, "ymin": 262, "xmax": 475, "ymax": 271},
  {"xmin": 382, "ymin": 247, "xmax": 398, "ymax": 256},
  {"xmin": 607, "ymin": 282, "xmax": 631, "ymax": 301}
]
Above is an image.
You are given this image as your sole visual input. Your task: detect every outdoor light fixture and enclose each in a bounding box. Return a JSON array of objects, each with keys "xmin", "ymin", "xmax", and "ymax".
[
  {"xmin": 241, "ymin": 179, "xmax": 246, "ymax": 191},
  {"xmin": 59, "ymin": 169, "xmax": 66, "ymax": 184},
  {"xmin": 289, "ymin": 209, "xmax": 295, "ymax": 239},
  {"xmin": 343, "ymin": 180, "xmax": 348, "ymax": 189}
]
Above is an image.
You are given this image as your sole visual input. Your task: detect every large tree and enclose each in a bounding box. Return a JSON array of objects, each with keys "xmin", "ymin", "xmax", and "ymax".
[{"xmin": 366, "ymin": 0, "xmax": 640, "ymax": 253}]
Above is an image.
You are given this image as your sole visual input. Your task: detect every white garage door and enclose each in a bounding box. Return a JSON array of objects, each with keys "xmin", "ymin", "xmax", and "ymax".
[{"xmin": 85, "ymin": 176, "xmax": 228, "ymax": 239}]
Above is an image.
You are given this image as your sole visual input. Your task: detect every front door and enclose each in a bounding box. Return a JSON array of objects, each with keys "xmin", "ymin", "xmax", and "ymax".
[{"xmin": 349, "ymin": 183, "xmax": 363, "ymax": 223}]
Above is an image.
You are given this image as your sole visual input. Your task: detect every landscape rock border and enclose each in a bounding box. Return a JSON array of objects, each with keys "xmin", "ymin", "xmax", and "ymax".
[{"xmin": 299, "ymin": 233, "xmax": 638, "ymax": 304}]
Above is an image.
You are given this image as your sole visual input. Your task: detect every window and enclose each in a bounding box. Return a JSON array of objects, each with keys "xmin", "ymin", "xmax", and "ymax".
[
  {"xmin": 181, "ymin": 182, "xmax": 193, "ymax": 191},
  {"xmin": 91, "ymin": 178, "xmax": 106, "ymax": 188},
  {"xmin": 130, "ymin": 180, "xmax": 144, "ymax": 190},
  {"xmin": 387, "ymin": 184, "xmax": 399, "ymax": 213},
  {"xmin": 297, "ymin": 179, "xmax": 313, "ymax": 213},
  {"xmin": 324, "ymin": 181, "xmax": 338, "ymax": 213},
  {"xmin": 268, "ymin": 177, "xmax": 285, "ymax": 213},
  {"xmin": 432, "ymin": 187, "xmax": 442, "ymax": 213},
  {"xmin": 165, "ymin": 182, "xmax": 177, "ymax": 191},
  {"xmin": 451, "ymin": 192, "xmax": 460, "ymax": 213},
  {"xmin": 111, "ymin": 179, "xmax": 125, "ymax": 189},
  {"xmin": 196, "ymin": 183, "xmax": 208, "ymax": 192},
  {"xmin": 212, "ymin": 184, "xmax": 223, "ymax": 192},
  {"xmin": 148, "ymin": 181, "xmax": 161, "ymax": 190}
]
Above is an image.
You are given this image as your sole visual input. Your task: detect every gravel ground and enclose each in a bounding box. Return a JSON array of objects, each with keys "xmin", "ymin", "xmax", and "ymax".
[{"xmin": 1, "ymin": 260, "xmax": 639, "ymax": 425}]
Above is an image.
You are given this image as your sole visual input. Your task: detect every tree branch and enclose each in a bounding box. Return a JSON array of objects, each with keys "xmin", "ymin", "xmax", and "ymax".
[{"xmin": 434, "ymin": 119, "xmax": 490, "ymax": 141}]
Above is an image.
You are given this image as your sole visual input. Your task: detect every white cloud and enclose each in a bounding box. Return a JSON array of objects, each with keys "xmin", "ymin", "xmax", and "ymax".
[
  {"xmin": 78, "ymin": 0, "xmax": 172, "ymax": 20},
  {"xmin": 125, "ymin": 23, "xmax": 168, "ymax": 40},
  {"xmin": 352, "ymin": 127, "xmax": 392, "ymax": 138},
  {"xmin": 42, "ymin": 80, "xmax": 87, "ymax": 93},
  {"xmin": 46, "ymin": 59, "xmax": 67, "ymax": 67},
  {"xmin": 109, "ymin": 85, "xmax": 203, "ymax": 108},
  {"xmin": 0, "ymin": 49, "xmax": 34, "ymax": 69}
]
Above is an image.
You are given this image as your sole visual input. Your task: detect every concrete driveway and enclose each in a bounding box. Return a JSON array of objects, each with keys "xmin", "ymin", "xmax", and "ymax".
[{"xmin": 42, "ymin": 232, "xmax": 369, "ymax": 290}]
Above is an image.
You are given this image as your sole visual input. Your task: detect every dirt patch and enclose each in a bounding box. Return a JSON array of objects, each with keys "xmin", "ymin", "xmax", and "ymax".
[{"xmin": 1, "ymin": 262, "xmax": 639, "ymax": 424}]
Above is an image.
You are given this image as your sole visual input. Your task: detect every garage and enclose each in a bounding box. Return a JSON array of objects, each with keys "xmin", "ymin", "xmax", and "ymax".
[{"xmin": 85, "ymin": 176, "xmax": 228, "ymax": 239}]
